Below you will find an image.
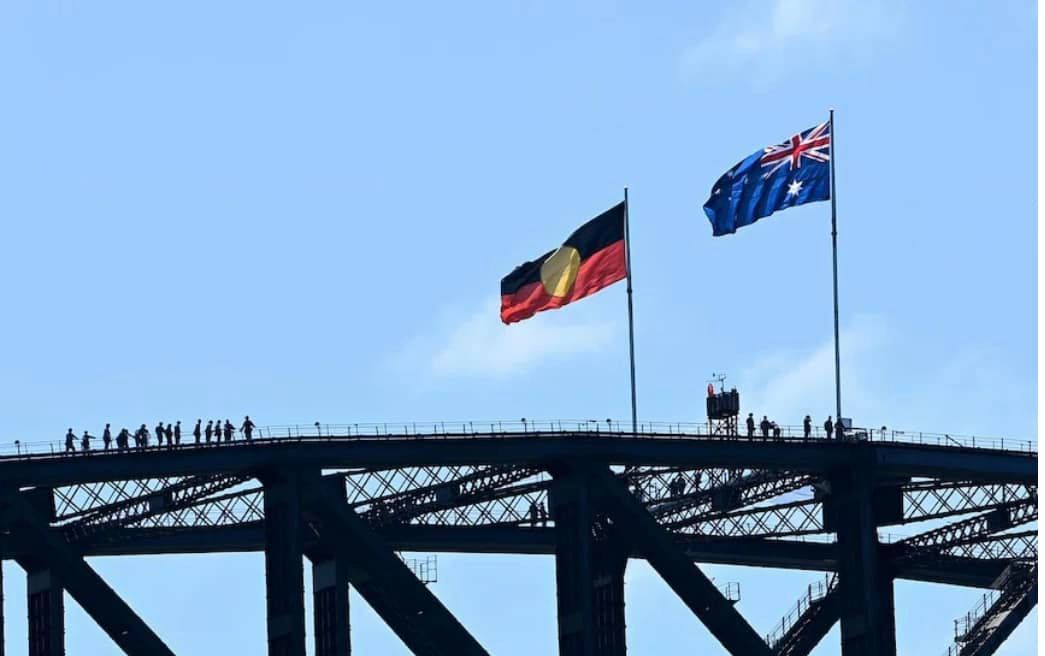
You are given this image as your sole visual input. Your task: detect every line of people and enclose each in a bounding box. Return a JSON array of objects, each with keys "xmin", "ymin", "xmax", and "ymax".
[
  {"xmin": 64, "ymin": 416, "xmax": 256, "ymax": 453},
  {"xmin": 744, "ymin": 413, "xmax": 840, "ymax": 439}
]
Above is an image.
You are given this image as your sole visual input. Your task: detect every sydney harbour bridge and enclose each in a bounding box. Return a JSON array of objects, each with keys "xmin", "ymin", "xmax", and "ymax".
[{"xmin": 0, "ymin": 420, "xmax": 1036, "ymax": 656}]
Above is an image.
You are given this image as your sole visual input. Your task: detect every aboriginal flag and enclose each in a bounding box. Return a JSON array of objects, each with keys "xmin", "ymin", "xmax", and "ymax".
[{"xmin": 500, "ymin": 203, "xmax": 627, "ymax": 324}]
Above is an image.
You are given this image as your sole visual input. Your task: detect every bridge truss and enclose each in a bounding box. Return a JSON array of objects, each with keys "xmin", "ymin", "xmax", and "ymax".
[{"xmin": 0, "ymin": 428, "xmax": 1036, "ymax": 655}]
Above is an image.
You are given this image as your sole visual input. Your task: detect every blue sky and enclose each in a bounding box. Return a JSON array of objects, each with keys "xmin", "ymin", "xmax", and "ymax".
[{"xmin": 0, "ymin": 0, "xmax": 1036, "ymax": 654}]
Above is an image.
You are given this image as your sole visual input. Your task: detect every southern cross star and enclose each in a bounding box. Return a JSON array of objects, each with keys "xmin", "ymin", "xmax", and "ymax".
[{"xmin": 787, "ymin": 179, "xmax": 803, "ymax": 197}]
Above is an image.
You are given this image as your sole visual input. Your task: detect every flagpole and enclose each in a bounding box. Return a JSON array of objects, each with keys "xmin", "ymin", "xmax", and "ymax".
[
  {"xmin": 829, "ymin": 109, "xmax": 842, "ymax": 425},
  {"xmin": 624, "ymin": 187, "xmax": 638, "ymax": 435}
]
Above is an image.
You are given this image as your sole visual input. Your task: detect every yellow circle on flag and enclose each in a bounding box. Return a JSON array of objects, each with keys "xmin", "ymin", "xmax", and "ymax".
[{"xmin": 540, "ymin": 246, "xmax": 581, "ymax": 298}]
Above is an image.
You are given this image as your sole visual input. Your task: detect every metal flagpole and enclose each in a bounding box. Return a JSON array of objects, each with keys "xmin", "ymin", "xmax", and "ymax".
[
  {"xmin": 829, "ymin": 109, "xmax": 842, "ymax": 425},
  {"xmin": 624, "ymin": 188, "xmax": 638, "ymax": 435}
]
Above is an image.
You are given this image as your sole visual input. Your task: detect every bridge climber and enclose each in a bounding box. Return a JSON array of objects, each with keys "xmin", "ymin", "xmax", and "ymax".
[{"xmin": 58, "ymin": 415, "xmax": 259, "ymax": 454}]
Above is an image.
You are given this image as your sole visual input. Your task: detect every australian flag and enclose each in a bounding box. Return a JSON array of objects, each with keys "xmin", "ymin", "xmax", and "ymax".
[{"xmin": 703, "ymin": 122, "xmax": 831, "ymax": 236}]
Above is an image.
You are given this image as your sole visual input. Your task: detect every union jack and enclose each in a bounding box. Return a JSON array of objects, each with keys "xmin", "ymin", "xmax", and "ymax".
[{"xmin": 760, "ymin": 122, "xmax": 831, "ymax": 178}]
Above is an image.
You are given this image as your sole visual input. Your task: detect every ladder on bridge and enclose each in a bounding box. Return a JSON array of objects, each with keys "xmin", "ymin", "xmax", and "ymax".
[
  {"xmin": 944, "ymin": 562, "xmax": 1037, "ymax": 656},
  {"xmin": 766, "ymin": 573, "xmax": 838, "ymax": 656}
]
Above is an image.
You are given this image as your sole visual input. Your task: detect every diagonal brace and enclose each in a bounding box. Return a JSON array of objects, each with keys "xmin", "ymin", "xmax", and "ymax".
[
  {"xmin": 2, "ymin": 491, "xmax": 175, "ymax": 656},
  {"xmin": 301, "ymin": 476, "xmax": 488, "ymax": 656},
  {"xmin": 587, "ymin": 467, "xmax": 772, "ymax": 656}
]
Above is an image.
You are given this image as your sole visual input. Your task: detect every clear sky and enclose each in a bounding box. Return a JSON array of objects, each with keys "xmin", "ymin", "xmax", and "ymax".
[{"xmin": 0, "ymin": 1, "xmax": 1036, "ymax": 654}]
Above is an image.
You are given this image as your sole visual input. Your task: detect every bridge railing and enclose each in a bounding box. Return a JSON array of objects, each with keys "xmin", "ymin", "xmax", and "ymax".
[
  {"xmin": 940, "ymin": 589, "xmax": 1002, "ymax": 656},
  {"xmin": 0, "ymin": 419, "xmax": 1035, "ymax": 461},
  {"xmin": 252, "ymin": 421, "xmax": 1031, "ymax": 448},
  {"xmin": 953, "ymin": 589, "xmax": 1000, "ymax": 643},
  {"xmin": 252, "ymin": 421, "xmax": 1035, "ymax": 453},
  {"xmin": 765, "ymin": 572, "xmax": 837, "ymax": 647}
]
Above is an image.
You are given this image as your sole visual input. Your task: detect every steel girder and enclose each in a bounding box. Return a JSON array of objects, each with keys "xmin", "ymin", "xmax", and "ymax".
[
  {"xmin": 767, "ymin": 575, "xmax": 839, "ymax": 656},
  {"xmin": 586, "ymin": 466, "xmax": 773, "ymax": 656},
  {"xmin": 53, "ymin": 477, "xmax": 185, "ymax": 520},
  {"xmin": 944, "ymin": 531, "xmax": 1037, "ymax": 560},
  {"xmin": 0, "ymin": 435, "xmax": 1034, "ymax": 489},
  {"xmin": 0, "ymin": 452, "xmax": 1035, "ymax": 656},
  {"xmin": 59, "ymin": 473, "xmax": 253, "ymax": 542},
  {"xmin": 310, "ymin": 556, "xmax": 351, "ymax": 656},
  {"xmin": 300, "ymin": 474, "xmax": 489, "ymax": 656},
  {"xmin": 827, "ymin": 468, "xmax": 897, "ymax": 656},
  {"xmin": 950, "ymin": 563, "xmax": 1038, "ymax": 656},
  {"xmin": 0, "ymin": 491, "xmax": 175, "ymax": 656},
  {"xmin": 25, "ymin": 566, "xmax": 63, "ymax": 656},
  {"xmin": 20, "ymin": 467, "xmax": 1032, "ymax": 593},
  {"xmin": 50, "ymin": 466, "xmax": 1034, "ymax": 547},
  {"xmin": 901, "ymin": 481, "xmax": 1037, "ymax": 524},
  {"xmin": 261, "ymin": 472, "xmax": 308, "ymax": 656},
  {"xmin": 654, "ymin": 470, "xmax": 815, "ymax": 527},
  {"xmin": 767, "ymin": 494, "xmax": 1039, "ymax": 656},
  {"xmin": 894, "ymin": 499, "xmax": 1038, "ymax": 556},
  {"xmin": 548, "ymin": 474, "xmax": 627, "ymax": 656}
]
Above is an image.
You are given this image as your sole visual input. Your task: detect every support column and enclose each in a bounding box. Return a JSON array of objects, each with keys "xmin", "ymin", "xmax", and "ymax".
[
  {"xmin": 829, "ymin": 468, "xmax": 896, "ymax": 656},
  {"xmin": 549, "ymin": 475, "xmax": 626, "ymax": 656},
  {"xmin": 263, "ymin": 473, "xmax": 306, "ymax": 656},
  {"xmin": 301, "ymin": 474, "xmax": 488, "ymax": 656},
  {"xmin": 587, "ymin": 467, "xmax": 771, "ymax": 656},
  {"xmin": 7, "ymin": 493, "xmax": 173, "ymax": 656},
  {"xmin": 312, "ymin": 556, "xmax": 350, "ymax": 656},
  {"xmin": 26, "ymin": 568, "xmax": 63, "ymax": 656},
  {"xmin": 592, "ymin": 547, "xmax": 626, "ymax": 655}
]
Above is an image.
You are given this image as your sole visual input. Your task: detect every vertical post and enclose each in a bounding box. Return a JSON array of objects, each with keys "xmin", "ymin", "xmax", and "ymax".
[
  {"xmin": 549, "ymin": 474, "xmax": 627, "ymax": 656},
  {"xmin": 312, "ymin": 556, "xmax": 351, "ymax": 656},
  {"xmin": 829, "ymin": 109, "xmax": 842, "ymax": 424},
  {"xmin": 829, "ymin": 467, "xmax": 896, "ymax": 656},
  {"xmin": 26, "ymin": 568, "xmax": 63, "ymax": 656},
  {"xmin": 624, "ymin": 188, "xmax": 638, "ymax": 435},
  {"xmin": 263, "ymin": 473, "xmax": 307, "ymax": 656}
]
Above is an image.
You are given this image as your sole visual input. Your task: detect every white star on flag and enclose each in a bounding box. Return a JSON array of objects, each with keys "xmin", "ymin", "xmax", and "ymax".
[{"xmin": 787, "ymin": 180, "xmax": 803, "ymax": 197}]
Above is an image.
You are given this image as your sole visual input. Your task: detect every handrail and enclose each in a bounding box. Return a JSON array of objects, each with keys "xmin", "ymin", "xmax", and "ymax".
[
  {"xmin": 766, "ymin": 572, "xmax": 837, "ymax": 646},
  {"xmin": 940, "ymin": 563, "xmax": 1036, "ymax": 655},
  {"xmin": 0, "ymin": 419, "xmax": 1035, "ymax": 462},
  {"xmin": 954, "ymin": 589, "xmax": 1000, "ymax": 642}
]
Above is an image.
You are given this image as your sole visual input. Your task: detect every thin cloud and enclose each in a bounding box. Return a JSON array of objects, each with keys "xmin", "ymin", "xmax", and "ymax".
[
  {"xmin": 738, "ymin": 314, "xmax": 889, "ymax": 425},
  {"xmin": 398, "ymin": 298, "xmax": 617, "ymax": 379},
  {"xmin": 736, "ymin": 315, "xmax": 1034, "ymax": 440},
  {"xmin": 680, "ymin": 0, "xmax": 898, "ymax": 82}
]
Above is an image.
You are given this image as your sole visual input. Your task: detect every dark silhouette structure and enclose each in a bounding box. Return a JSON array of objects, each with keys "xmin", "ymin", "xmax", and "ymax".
[{"xmin": 0, "ymin": 421, "xmax": 1035, "ymax": 656}]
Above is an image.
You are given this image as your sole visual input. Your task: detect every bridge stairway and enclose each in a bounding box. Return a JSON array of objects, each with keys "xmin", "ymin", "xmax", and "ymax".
[
  {"xmin": 947, "ymin": 563, "xmax": 1037, "ymax": 656},
  {"xmin": 766, "ymin": 573, "xmax": 838, "ymax": 656}
]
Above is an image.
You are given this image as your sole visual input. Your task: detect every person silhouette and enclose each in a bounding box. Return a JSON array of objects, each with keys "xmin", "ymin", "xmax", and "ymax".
[
  {"xmin": 65, "ymin": 428, "xmax": 76, "ymax": 453},
  {"xmin": 824, "ymin": 417, "xmax": 834, "ymax": 440},
  {"xmin": 205, "ymin": 420, "xmax": 213, "ymax": 443},
  {"xmin": 103, "ymin": 423, "xmax": 112, "ymax": 450},
  {"xmin": 173, "ymin": 421, "xmax": 181, "ymax": 445},
  {"xmin": 241, "ymin": 416, "xmax": 255, "ymax": 441},
  {"xmin": 81, "ymin": 430, "xmax": 92, "ymax": 451}
]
